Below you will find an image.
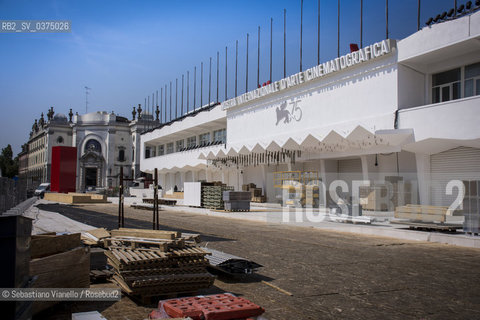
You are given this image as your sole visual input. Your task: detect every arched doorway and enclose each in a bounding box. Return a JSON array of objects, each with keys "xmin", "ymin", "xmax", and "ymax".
[{"xmin": 79, "ymin": 139, "xmax": 105, "ymax": 191}]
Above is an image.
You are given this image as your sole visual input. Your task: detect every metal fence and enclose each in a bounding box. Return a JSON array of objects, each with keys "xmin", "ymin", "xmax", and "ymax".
[{"xmin": 0, "ymin": 177, "xmax": 28, "ymax": 214}]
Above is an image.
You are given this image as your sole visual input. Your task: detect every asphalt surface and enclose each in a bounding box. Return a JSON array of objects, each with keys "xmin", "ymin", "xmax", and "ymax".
[{"xmin": 35, "ymin": 202, "xmax": 480, "ymax": 320}]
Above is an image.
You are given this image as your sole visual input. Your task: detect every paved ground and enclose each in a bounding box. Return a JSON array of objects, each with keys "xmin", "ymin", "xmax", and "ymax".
[{"xmin": 35, "ymin": 203, "xmax": 480, "ymax": 320}]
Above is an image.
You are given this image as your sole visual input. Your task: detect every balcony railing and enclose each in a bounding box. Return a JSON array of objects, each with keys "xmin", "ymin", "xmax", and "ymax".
[{"xmin": 146, "ymin": 140, "xmax": 225, "ymax": 159}]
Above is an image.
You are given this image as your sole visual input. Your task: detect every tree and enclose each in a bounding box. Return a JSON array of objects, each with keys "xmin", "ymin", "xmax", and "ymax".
[{"xmin": 0, "ymin": 144, "xmax": 18, "ymax": 178}]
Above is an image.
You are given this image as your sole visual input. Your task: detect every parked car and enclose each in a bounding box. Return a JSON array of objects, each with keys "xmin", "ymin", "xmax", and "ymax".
[{"xmin": 34, "ymin": 183, "xmax": 50, "ymax": 198}]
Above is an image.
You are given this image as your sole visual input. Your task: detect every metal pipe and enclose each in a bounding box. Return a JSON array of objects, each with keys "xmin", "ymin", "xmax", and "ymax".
[
  {"xmin": 386, "ymin": 0, "xmax": 389, "ymax": 39},
  {"xmin": 300, "ymin": 0, "xmax": 303, "ymax": 72},
  {"xmin": 318, "ymin": 0, "xmax": 320, "ymax": 64},
  {"xmin": 153, "ymin": 168, "xmax": 158, "ymax": 230},
  {"xmin": 187, "ymin": 71, "xmax": 189, "ymax": 112},
  {"xmin": 284, "ymin": 9, "xmax": 286, "ymax": 78},
  {"xmin": 194, "ymin": 66, "xmax": 197, "ymax": 110},
  {"xmin": 201, "ymin": 62, "xmax": 203, "ymax": 107},
  {"xmin": 209, "ymin": 57, "xmax": 212, "ymax": 105},
  {"xmin": 175, "ymin": 78, "xmax": 178, "ymax": 118},
  {"xmin": 216, "ymin": 51, "xmax": 219, "ymax": 103},
  {"xmin": 246, "ymin": 33, "xmax": 249, "ymax": 93},
  {"xmin": 235, "ymin": 40, "xmax": 238, "ymax": 97},
  {"xmin": 270, "ymin": 18, "xmax": 273, "ymax": 82},
  {"xmin": 337, "ymin": 0, "xmax": 340, "ymax": 57},
  {"xmin": 360, "ymin": 0, "xmax": 363, "ymax": 47},
  {"xmin": 225, "ymin": 46, "xmax": 228, "ymax": 100},
  {"xmin": 417, "ymin": 0, "xmax": 421, "ymax": 30},
  {"xmin": 257, "ymin": 26, "xmax": 260, "ymax": 87},
  {"xmin": 169, "ymin": 81, "xmax": 172, "ymax": 121},
  {"xmin": 181, "ymin": 74, "xmax": 184, "ymax": 115},
  {"xmin": 164, "ymin": 84, "xmax": 167, "ymax": 123}
]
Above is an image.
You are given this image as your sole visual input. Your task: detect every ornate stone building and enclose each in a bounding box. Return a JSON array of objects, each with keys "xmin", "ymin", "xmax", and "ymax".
[{"xmin": 24, "ymin": 105, "xmax": 156, "ymax": 192}]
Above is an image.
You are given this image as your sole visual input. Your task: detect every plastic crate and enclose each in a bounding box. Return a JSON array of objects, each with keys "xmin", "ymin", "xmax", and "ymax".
[
  {"xmin": 224, "ymin": 201, "xmax": 250, "ymax": 211},
  {"xmin": 222, "ymin": 191, "xmax": 251, "ymax": 201}
]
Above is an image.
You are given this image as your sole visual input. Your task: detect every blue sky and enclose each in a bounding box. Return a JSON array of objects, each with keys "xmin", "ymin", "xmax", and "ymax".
[{"xmin": 0, "ymin": 0, "xmax": 455, "ymax": 155}]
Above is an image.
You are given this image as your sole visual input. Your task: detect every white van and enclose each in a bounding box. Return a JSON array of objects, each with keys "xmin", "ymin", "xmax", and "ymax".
[{"xmin": 34, "ymin": 183, "xmax": 50, "ymax": 198}]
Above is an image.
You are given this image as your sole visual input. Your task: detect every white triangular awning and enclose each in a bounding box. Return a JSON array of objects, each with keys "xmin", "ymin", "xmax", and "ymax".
[{"xmin": 266, "ymin": 141, "xmax": 282, "ymax": 152}]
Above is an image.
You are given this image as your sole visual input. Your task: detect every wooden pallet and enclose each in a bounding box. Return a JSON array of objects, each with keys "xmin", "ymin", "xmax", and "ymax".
[
  {"xmin": 394, "ymin": 204, "xmax": 453, "ymax": 223},
  {"xmin": 142, "ymin": 198, "xmax": 177, "ymax": 205},
  {"xmin": 390, "ymin": 220, "xmax": 462, "ymax": 232},
  {"xmin": 113, "ymin": 274, "xmax": 213, "ymax": 296},
  {"xmin": 90, "ymin": 269, "xmax": 113, "ymax": 283},
  {"xmin": 118, "ymin": 266, "xmax": 207, "ymax": 278},
  {"xmin": 105, "ymin": 227, "xmax": 214, "ymax": 299}
]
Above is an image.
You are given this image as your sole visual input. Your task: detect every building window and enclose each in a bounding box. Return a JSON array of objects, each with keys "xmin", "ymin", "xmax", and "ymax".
[
  {"xmin": 213, "ymin": 129, "xmax": 226, "ymax": 144},
  {"xmin": 199, "ymin": 133, "xmax": 210, "ymax": 146},
  {"xmin": 118, "ymin": 149, "xmax": 125, "ymax": 162},
  {"xmin": 166, "ymin": 142, "xmax": 174, "ymax": 154},
  {"xmin": 145, "ymin": 147, "xmax": 151, "ymax": 159},
  {"xmin": 464, "ymin": 62, "xmax": 480, "ymax": 98},
  {"xmin": 187, "ymin": 136, "xmax": 196, "ymax": 148},
  {"xmin": 158, "ymin": 145, "xmax": 165, "ymax": 156},
  {"xmin": 176, "ymin": 139, "xmax": 184, "ymax": 151},
  {"xmin": 56, "ymin": 136, "xmax": 64, "ymax": 144},
  {"xmin": 432, "ymin": 68, "xmax": 461, "ymax": 103},
  {"xmin": 85, "ymin": 139, "xmax": 102, "ymax": 153}
]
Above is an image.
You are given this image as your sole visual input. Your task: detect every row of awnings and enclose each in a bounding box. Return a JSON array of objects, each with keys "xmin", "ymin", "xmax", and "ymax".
[
  {"xmin": 199, "ymin": 126, "xmax": 414, "ymax": 160},
  {"xmin": 144, "ymin": 126, "xmax": 414, "ymax": 173}
]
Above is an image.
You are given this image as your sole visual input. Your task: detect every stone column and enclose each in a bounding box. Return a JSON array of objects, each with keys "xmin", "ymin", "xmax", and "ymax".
[
  {"xmin": 360, "ymin": 155, "xmax": 369, "ymax": 181},
  {"xmin": 180, "ymin": 171, "xmax": 186, "ymax": 191},
  {"xmin": 169, "ymin": 172, "xmax": 175, "ymax": 194},
  {"xmin": 206, "ymin": 168, "xmax": 213, "ymax": 182}
]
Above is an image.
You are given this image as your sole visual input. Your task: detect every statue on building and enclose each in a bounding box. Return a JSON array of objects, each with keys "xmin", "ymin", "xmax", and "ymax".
[
  {"xmin": 137, "ymin": 104, "xmax": 142, "ymax": 120},
  {"xmin": 155, "ymin": 105, "xmax": 160, "ymax": 122},
  {"xmin": 68, "ymin": 109, "xmax": 73, "ymax": 123},
  {"xmin": 47, "ymin": 107, "xmax": 54, "ymax": 121},
  {"xmin": 39, "ymin": 113, "xmax": 45, "ymax": 128},
  {"xmin": 132, "ymin": 106, "xmax": 136, "ymax": 120}
]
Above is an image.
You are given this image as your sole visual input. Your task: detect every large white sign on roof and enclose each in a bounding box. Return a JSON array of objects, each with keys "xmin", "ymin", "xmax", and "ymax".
[{"xmin": 222, "ymin": 39, "xmax": 396, "ymax": 110}]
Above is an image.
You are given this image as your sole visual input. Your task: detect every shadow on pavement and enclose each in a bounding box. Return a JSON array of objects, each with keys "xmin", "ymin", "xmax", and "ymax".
[{"xmin": 36, "ymin": 203, "xmax": 234, "ymax": 243}]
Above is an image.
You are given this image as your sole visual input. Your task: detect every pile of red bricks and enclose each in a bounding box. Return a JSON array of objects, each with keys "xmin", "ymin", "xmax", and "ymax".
[{"xmin": 149, "ymin": 293, "xmax": 265, "ymax": 320}]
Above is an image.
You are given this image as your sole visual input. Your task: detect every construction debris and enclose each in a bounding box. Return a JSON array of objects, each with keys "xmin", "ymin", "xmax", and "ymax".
[
  {"xmin": 203, "ymin": 247, "xmax": 262, "ymax": 275},
  {"xmin": 30, "ymin": 232, "xmax": 90, "ymax": 315},
  {"xmin": 105, "ymin": 228, "xmax": 215, "ymax": 298},
  {"xmin": 81, "ymin": 228, "xmax": 111, "ymax": 246}
]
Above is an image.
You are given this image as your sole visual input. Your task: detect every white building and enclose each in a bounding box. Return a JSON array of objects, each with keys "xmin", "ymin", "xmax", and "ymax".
[
  {"xmin": 25, "ymin": 106, "xmax": 157, "ymax": 192},
  {"xmin": 140, "ymin": 10, "xmax": 480, "ymax": 210}
]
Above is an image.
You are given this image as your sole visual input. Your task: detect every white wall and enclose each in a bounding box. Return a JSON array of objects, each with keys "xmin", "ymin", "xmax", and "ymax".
[
  {"xmin": 400, "ymin": 95, "xmax": 480, "ymax": 154},
  {"xmin": 397, "ymin": 64, "xmax": 426, "ymax": 110},
  {"xmin": 398, "ymin": 11, "xmax": 480, "ymax": 63},
  {"xmin": 226, "ymin": 53, "xmax": 398, "ymax": 151}
]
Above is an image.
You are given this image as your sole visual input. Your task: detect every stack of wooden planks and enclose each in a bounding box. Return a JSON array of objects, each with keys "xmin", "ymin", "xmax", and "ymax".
[
  {"xmin": 81, "ymin": 228, "xmax": 111, "ymax": 246},
  {"xmin": 30, "ymin": 233, "xmax": 90, "ymax": 315},
  {"xmin": 394, "ymin": 204, "xmax": 453, "ymax": 223},
  {"xmin": 104, "ymin": 228, "xmax": 214, "ymax": 298}
]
